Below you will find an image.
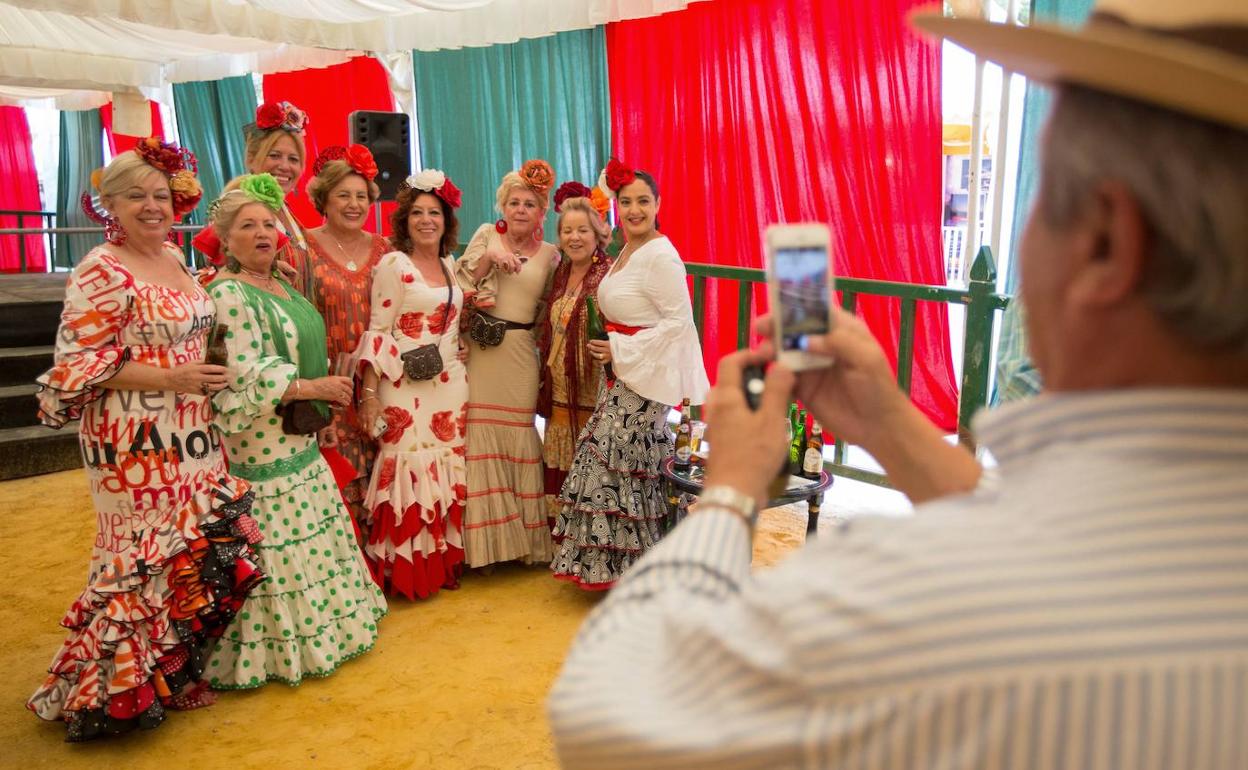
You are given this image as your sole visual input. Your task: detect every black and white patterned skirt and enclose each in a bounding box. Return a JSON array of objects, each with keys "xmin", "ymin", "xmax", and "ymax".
[{"xmin": 550, "ymin": 379, "xmax": 674, "ymax": 590}]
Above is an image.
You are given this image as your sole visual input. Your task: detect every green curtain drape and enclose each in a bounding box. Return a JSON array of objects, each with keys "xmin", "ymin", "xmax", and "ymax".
[
  {"xmin": 413, "ymin": 27, "xmax": 611, "ymax": 238},
  {"xmin": 55, "ymin": 109, "xmax": 104, "ymax": 267},
  {"xmin": 993, "ymin": 0, "xmax": 1095, "ymax": 404},
  {"xmin": 172, "ymin": 75, "xmax": 259, "ymax": 223}
]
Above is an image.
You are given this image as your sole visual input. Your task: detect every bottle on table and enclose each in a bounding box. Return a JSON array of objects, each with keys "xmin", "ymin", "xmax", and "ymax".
[
  {"xmin": 803, "ymin": 420, "xmax": 824, "ymax": 480},
  {"xmin": 673, "ymin": 397, "xmax": 693, "ymax": 471},
  {"xmin": 204, "ymin": 323, "xmax": 230, "ymax": 367},
  {"xmin": 789, "ymin": 408, "xmax": 807, "ymax": 475}
]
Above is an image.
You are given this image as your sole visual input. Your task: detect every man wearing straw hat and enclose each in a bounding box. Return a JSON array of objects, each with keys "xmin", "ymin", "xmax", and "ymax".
[{"xmin": 549, "ymin": 2, "xmax": 1248, "ymax": 767}]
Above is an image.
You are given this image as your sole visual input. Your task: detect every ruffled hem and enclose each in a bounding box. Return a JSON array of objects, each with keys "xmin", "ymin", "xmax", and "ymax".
[
  {"xmin": 365, "ymin": 447, "xmax": 465, "ymax": 531},
  {"xmin": 27, "ymin": 485, "xmax": 264, "ymax": 740},
  {"xmin": 550, "ymin": 379, "xmax": 673, "ymax": 588},
  {"xmin": 35, "ymin": 348, "xmax": 129, "ymax": 429},
  {"xmin": 366, "ymin": 499, "xmax": 465, "ymax": 600},
  {"xmin": 212, "ymin": 358, "xmax": 297, "ymax": 436},
  {"xmin": 354, "ymin": 330, "xmax": 404, "ymax": 383},
  {"xmin": 204, "ymin": 456, "xmax": 386, "ymax": 688},
  {"xmin": 463, "ymin": 422, "xmax": 550, "ymax": 568}
]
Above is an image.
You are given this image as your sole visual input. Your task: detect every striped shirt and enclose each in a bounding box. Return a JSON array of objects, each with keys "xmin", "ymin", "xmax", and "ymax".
[{"xmin": 548, "ymin": 390, "xmax": 1248, "ymax": 769}]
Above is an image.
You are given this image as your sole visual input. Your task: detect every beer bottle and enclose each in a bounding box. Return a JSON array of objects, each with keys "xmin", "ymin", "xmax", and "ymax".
[
  {"xmin": 673, "ymin": 397, "xmax": 693, "ymax": 470},
  {"xmin": 584, "ymin": 294, "xmax": 614, "ymax": 381},
  {"xmin": 807, "ymin": 494, "xmax": 822, "ymax": 536},
  {"xmin": 789, "ymin": 409, "xmax": 807, "ymax": 475},
  {"xmin": 803, "ymin": 421, "xmax": 824, "ymax": 480},
  {"xmin": 204, "ymin": 323, "xmax": 230, "ymax": 367}
]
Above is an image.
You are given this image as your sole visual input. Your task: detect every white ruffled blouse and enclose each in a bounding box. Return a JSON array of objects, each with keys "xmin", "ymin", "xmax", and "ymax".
[{"xmin": 597, "ymin": 236, "xmax": 710, "ymax": 407}]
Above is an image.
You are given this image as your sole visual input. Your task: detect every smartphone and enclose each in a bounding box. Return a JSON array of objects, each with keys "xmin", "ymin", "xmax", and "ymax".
[{"xmin": 765, "ymin": 223, "xmax": 834, "ymax": 371}]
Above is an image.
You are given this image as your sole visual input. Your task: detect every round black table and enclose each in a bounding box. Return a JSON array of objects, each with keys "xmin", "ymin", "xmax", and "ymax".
[{"xmin": 660, "ymin": 456, "xmax": 834, "ymax": 535}]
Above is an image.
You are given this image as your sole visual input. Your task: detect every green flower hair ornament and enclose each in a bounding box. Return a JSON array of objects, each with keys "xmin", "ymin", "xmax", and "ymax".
[{"xmin": 239, "ymin": 173, "xmax": 285, "ymax": 210}]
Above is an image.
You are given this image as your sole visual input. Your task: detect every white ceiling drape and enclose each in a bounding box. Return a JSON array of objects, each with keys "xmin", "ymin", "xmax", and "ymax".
[{"xmin": 0, "ymin": 0, "xmax": 710, "ymax": 108}]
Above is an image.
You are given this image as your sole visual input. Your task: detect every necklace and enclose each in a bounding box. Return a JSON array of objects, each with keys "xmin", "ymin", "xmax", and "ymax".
[
  {"xmin": 328, "ymin": 228, "xmax": 366, "ymax": 271},
  {"xmin": 239, "ymin": 265, "xmax": 277, "ymax": 291},
  {"xmin": 503, "ymin": 233, "xmax": 534, "ymax": 261}
]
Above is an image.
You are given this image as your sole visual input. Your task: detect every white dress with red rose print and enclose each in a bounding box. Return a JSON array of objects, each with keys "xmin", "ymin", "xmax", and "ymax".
[{"xmin": 355, "ymin": 251, "xmax": 467, "ymax": 599}]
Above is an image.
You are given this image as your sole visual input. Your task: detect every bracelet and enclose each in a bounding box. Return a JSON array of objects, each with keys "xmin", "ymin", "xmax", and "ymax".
[
  {"xmin": 293, "ymin": 378, "xmax": 302, "ymax": 398},
  {"xmin": 362, "ymin": 387, "xmax": 377, "ymax": 394}
]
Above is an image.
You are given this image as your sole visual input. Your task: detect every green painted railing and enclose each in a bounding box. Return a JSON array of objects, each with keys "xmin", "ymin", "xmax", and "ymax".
[{"xmin": 685, "ymin": 246, "xmax": 1010, "ymax": 489}]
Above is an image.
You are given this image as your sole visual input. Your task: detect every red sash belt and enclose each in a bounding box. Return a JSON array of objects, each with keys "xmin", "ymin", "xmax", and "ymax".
[{"xmin": 605, "ymin": 321, "xmax": 648, "ymax": 336}]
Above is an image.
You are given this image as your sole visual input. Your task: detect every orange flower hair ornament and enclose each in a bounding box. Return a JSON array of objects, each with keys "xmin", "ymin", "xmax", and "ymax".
[{"xmin": 519, "ymin": 159, "xmax": 555, "ymax": 195}]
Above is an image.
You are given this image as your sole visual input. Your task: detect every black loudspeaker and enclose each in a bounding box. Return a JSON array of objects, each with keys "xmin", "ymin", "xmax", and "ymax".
[{"xmin": 349, "ymin": 110, "xmax": 411, "ymax": 201}]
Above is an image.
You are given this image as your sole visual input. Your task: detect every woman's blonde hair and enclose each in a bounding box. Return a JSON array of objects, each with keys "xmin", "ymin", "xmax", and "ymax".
[
  {"xmin": 245, "ymin": 129, "xmax": 306, "ymax": 173},
  {"xmin": 556, "ymin": 197, "xmax": 611, "ymax": 251},
  {"xmin": 495, "ymin": 171, "xmax": 550, "ymax": 213},
  {"xmin": 98, "ymin": 152, "xmax": 165, "ymax": 208},
  {"xmin": 306, "ymin": 160, "xmax": 381, "ymax": 216}
]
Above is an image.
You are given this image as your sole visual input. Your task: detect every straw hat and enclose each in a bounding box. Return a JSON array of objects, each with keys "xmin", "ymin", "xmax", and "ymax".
[{"xmin": 912, "ymin": 0, "xmax": 1248, "ymax": 130}]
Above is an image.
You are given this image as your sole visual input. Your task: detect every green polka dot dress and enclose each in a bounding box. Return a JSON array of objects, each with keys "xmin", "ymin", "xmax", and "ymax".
[{"xmin": 206, "ymin": 279, "xmax": 386, "ymax": 689}]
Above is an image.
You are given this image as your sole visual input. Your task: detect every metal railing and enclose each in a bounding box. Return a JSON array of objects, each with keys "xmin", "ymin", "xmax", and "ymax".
[
  {"xmin": 0, "ymin": 220, "xmax": 205, "ymax": 270},
  {"xmin": 0, "ymin": 209, "xmax": 58, "ymax": 272},
  {"xmin": 686, "ymin": 246, "xmax": 1010, "ymax": 488}
]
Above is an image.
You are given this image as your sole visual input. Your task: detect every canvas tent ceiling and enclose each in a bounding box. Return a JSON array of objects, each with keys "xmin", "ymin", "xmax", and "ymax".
[{"xmin": 0, "ymin": 0, "xmax": 707, "ymax": 108}]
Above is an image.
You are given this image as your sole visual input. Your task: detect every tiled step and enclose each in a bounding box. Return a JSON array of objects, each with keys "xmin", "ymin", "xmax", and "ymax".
[
  {"xmin": 0, "ymin": 300, "xmax": 60, "ymax": 348},
  {"xmin": 0, "ymin": 422, "xmax": 82, "ymax": 481},
  {"xmin": 0, "ymin": 383, "xmax": 39, "ymax": 429},
  {"xmin": 0, "ymin": 345, "xmax": 54, "ymax": 388}
]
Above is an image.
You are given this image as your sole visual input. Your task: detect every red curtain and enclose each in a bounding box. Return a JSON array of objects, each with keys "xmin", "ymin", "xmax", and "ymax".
[
  {"xmin": 100, "ymin": 101, "xmax": 165, "ymax": 155},
  {"xmin": 263, "ymin": 56, "xmax": 398, "ymax": 234},
  {"xmin": 606, "ymin": 0, "xmax": 958, "ymax": 430},
  {"xmin": 0, "ymin": 106, "xmax": 47, "ymax": 272}
]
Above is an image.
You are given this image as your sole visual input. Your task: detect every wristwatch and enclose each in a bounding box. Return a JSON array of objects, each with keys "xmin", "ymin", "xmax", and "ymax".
[{"xmin": 695, "ymin": 485, "xmax": 759, "ymax": 527}]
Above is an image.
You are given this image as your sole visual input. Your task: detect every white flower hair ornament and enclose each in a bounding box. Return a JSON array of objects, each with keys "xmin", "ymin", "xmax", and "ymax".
[{"xmin": 406, "ymin": 169, "xmax": 448, "ymax": 192}]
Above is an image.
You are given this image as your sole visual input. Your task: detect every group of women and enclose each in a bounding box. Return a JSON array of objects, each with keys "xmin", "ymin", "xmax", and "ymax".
[{"xmin": 27, "ymin": 100, "xmax": 708, "ymax": 741}]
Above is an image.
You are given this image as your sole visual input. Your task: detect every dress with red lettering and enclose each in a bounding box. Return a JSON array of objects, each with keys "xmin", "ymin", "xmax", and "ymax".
[
  {"xmin": 355, "ymin": 251, "xmax": 467, "ymax": 599},
  {"xmin": 29, "ymin": 246, "xmax": 264, "ymax": 742}
]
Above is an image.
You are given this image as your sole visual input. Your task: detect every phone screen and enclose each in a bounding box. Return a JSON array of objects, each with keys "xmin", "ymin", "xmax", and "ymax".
[{"xmin": 775, "ymin": 246, "xmax": 831, "ymax": 352}]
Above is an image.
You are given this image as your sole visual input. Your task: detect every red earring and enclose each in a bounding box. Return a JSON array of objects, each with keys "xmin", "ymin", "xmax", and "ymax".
[
  {"xmin": 533, "ymin": 224, "xmax": 544, "ymax": 243},
  {"xmin": 494, "ymin": 218, "xmax": 508, "ymax": 234},
  {"xmin": 104, "ymin": 216, "xmax": 127, "ymax": 245}
]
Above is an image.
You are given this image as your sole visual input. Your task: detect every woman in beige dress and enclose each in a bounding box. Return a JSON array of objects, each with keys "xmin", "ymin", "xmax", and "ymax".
[{"xmin": 455, "ymin": 159, "xmax": 559, "ymax": 570}]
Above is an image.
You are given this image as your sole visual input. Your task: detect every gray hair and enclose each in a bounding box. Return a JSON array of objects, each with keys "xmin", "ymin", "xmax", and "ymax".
[{"xmin": 1038, "ymin": 85, "xmax": 1248, "ymax": 354}]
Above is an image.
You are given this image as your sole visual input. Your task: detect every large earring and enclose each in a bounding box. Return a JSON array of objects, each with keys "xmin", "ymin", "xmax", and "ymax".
[
  {"xmin": 104, "ymin": 216, "xmax": 127, "ymax": 245},
  {"xmin": 533, "ymin": 224, "xmax": 544, "ymax": 243},
  {"xmin": 494, "ymin": 218, "xmax": 508, "ymax": 235}
]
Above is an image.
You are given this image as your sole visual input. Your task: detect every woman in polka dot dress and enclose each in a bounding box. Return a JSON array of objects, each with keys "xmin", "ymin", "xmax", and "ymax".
[{"xmin": 202, "ymin": 175, "xmax": 386, "ymax": 689}]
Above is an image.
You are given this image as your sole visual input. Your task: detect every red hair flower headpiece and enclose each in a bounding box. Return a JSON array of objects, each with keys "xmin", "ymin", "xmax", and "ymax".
[
  {"xmin": 255, "ymin": 101, "xmax": 308, "ymax": 133},
  {"xmin": 598, "ymin": 158, "xmax": 636, "ymax": 199},
  {"xmin": 313, "ymin": 144, "xmax": 378, "ymax": 181},
  {"xmin": 553, "ymin": 181, "xmax": 593, "ymax": 213},
  {"xmin": 134, "ymin": 137, "xmax": 202, "ymax": 219},
  {"xmin": 405, "ymin": 169, "xmax": 462, "ymax": 209},
  {"xmin": 519, "ymin": 159, "xmax": 555, "ymax": 195}
]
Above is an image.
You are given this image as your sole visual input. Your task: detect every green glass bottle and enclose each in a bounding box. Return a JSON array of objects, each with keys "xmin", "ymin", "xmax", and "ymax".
[{"xmin": 585, "ymin": 294, "xmax": 614, "ymax": 381}]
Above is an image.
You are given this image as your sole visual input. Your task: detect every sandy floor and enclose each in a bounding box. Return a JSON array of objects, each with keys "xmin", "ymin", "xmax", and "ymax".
[{"xmin": 0, "ymin": 468, "xmax": 853, "ymax": 768}]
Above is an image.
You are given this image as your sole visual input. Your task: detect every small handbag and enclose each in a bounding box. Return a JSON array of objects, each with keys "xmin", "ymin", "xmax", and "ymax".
[
  {"xmin": 468, "ymin": 311, "xmax": 508, "ymax": 348},
  {"xmin": 401, "ymin": 343, "xmax": 443, "ymax": 381},
  {"xmin": 401, "ymin": 259, "xmax": 454, "ymax": 381},
  {"xmin": 277, "ymin": 400, "xmax": 331, "ymax": 436}
]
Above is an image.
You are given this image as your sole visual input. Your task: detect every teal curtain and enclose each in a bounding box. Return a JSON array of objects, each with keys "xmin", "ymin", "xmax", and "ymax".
[
  {"xmin": 55, "ymin": 109, "xmax": 104, "ymax": 267},
  {"xmin": 173, "ymin": 75, "xmax": 259, "ymax": 223},
  {"xmin": 993, "ymin": 0, "xmax": 1094, "ymax": 403},
  {"xmin": 413, "ymin": 27, "xmax": 611, "ymax": 238}
]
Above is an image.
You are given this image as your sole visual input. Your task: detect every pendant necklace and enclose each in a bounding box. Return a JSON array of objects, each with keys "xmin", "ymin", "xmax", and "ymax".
[{"xmin": 332, "ymin": 230, "xmax": 364, "ymax": 271}]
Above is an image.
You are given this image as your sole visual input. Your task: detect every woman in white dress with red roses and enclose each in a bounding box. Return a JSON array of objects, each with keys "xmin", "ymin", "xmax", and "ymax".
[{"xmin": 356, "ymin": 171, "xmax": 469, "ymax": 600}]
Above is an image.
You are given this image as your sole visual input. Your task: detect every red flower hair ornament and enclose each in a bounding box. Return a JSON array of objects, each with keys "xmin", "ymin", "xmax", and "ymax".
[
  {"xmin": 255, "ymin": 101, "xmax": 308, "ymax": 133},
  {"xmin": 312, "ymin": 144, "xmax": 378, "ymax": 181},
  {"xmin": 404, "ymin": 169, "xmax": 462, "ymax": 209},
  {"xmin": 553, "ymin": 181, "xmax": 594, "ymax": 213},
  {"xmin": 597, "ymin": 158, "xmax": 636, "ymax": 200},
  {"xmin": 134, "ymin": 137, "xmax": 202, "ymax": 219}
]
